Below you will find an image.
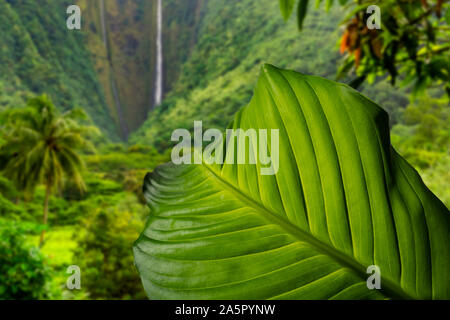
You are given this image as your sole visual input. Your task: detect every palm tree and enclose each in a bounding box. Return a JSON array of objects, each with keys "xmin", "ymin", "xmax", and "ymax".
[{"xmin": 0, "ymin": 95, "xmax": 96, "ymax": 246}]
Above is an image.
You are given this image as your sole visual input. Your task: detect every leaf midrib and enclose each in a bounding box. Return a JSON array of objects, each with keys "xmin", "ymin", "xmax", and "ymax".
[{"xmin": 201, "ymin": 163, "xmax": 415, "ymax": 300}]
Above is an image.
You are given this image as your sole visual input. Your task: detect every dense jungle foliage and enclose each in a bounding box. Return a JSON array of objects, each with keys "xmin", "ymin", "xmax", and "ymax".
[{"xmin": 0, "ymin": 0, "xmax": 448, "ymax": 299}]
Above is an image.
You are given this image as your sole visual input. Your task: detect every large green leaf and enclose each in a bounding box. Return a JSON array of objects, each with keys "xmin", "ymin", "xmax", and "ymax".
[{"xmin": 134, "ymin": 64, "xmax": 450, "ymax": 300}]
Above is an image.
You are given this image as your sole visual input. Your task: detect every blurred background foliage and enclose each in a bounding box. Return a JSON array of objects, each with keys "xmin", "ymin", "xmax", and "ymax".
[
  {"xmin": 0, "ymin": 220, "xmax": 51, "ymax": 299},
  {"xmin": 280, "ymin": 0, "xmax": 450, "ymax": 95},
  {"xmin": 0, "ymin": 0, "xmax": 448, "ymax": 299}
]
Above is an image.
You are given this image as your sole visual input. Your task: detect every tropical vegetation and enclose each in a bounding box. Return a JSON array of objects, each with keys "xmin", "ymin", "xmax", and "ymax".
[
  {"xmin": 0, "ymin": 0, "xmax": 448, "ymax": 300},
  {"xmin": 135, "ymin": 65, "xmax": 449, "ymax": 300}
]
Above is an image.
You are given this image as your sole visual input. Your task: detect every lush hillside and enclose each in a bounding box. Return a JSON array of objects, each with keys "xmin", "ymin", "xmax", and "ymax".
[
  {"xmin": 0, "ymin": 0, "xmax": 410, "ymax": 142},
  {"xmin": 0, "ymin": 0, "xmax": 117, "ymax": 138},
  {"xmin": 0, "ymin": 0, "xmax": 205, "ymax": 139}
]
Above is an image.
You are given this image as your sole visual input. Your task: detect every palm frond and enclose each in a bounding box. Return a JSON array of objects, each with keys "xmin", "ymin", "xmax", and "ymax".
[{"xmin": 0, "ymin": 95, "xmax": 94, "ymax": 196}]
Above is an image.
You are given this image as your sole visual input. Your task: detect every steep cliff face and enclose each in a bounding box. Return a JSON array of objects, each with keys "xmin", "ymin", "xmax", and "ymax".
[
  {"xmin": 0, "ymin": 0, "xmax": 204, "ymax": 139},
  {"xmin": 79, "ymin": 0, "xmax": 156, "ymax": 138},
  {"xmin": 79, "ymin": 0, "xmax": 204, "ymax": 138}
]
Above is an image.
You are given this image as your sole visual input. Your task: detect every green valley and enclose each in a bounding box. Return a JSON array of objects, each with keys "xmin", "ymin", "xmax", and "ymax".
[{"xmin": 0, "ymin": 0, "xmax": 448, "ymax": 300}]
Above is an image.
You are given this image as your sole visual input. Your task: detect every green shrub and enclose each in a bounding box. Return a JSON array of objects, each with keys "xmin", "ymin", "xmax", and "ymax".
[
  {"xmin": 0, "ymin": 220, "xmax": 51, "ymax": 299},
  {"xmin": 0, "ymin": 195, "xmax": 25, "ymax": 219},
  {"xmin": 74, "ymin": 194, "xmax": 147, "ymax": 299}
]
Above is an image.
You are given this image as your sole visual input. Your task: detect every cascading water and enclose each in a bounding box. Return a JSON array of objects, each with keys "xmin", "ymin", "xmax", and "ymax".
[
  {"xmin": 100, "ymin": 0, "xmax": 107, "ymax": 47},
  {"xmin": 154, "ymin": 0, "xmax": 163, "ymax": 107},
  {"xmin": 99, "ymin": 0, "xmax": 128, "ymax": 138}
]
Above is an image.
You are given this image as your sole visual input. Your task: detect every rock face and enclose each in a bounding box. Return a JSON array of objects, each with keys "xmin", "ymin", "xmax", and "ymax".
[
  {"xmin": 80, "ymin": 0, "xmax": 204, "ymax": 138},
  {"xmin": 0, "ymin": 0, "xmax": 118, "ymax": 138}
]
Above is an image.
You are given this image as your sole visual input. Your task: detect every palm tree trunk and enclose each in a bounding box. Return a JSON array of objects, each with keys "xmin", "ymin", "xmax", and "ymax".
[{"xmin": 39, "ymin": 182, "xmax": 51, "ymax": 247}]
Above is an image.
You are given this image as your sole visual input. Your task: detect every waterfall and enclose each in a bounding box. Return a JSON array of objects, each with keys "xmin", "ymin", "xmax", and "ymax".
[
  {"xmin": 99, "ymin": 0, "xmax": 107, "ymax": 47},
  {"xmin": 154, "ymin": 0, "xmax": 163, "ymax": 107},
  {"xmin": 99, "ymin": 0, "xmax": 129, "ymax": 138}
]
